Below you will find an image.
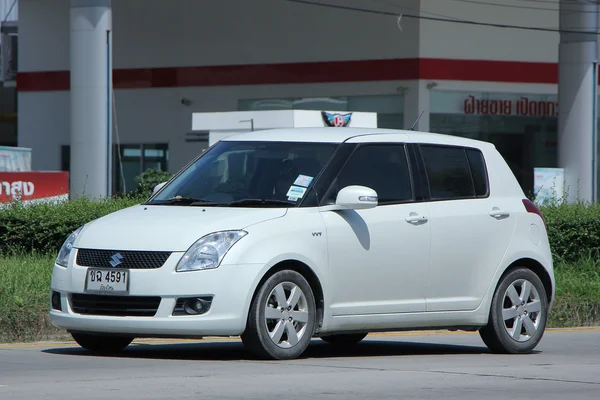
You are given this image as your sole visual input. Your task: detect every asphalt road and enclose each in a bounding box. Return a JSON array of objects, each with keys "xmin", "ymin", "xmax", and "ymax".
[{"xmin": 1, "ymin": 329, "xmax": 599, "ymax": 400}]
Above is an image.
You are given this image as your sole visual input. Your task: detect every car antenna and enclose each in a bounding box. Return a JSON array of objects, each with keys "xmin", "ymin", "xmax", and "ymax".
[{"xmin": 409, "ymin": 110, "xmax": 425, "ymax": 131}]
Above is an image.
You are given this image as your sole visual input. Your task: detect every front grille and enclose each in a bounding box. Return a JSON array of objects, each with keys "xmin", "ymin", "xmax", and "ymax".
[
  {"xmin": 76, "ymin": 249, "xmax": 172, "ymax": 269},
  {"xmin": 71, "ymin": 294, "xmax": 161, "ymax": 317}
]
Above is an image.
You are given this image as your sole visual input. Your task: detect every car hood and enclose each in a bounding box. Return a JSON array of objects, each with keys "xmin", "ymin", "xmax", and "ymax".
[{"xmin": 74, "ymin": 204, "xmax": 287, "ymax": 252}]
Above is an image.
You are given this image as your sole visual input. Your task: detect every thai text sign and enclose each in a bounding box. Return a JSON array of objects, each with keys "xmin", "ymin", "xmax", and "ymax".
[
  {"xmin": 463, "ymin": 96, "xmax": 559, "ymax": 117},
  {"xmin": 0, "ymin": 172, "xmax": 69, "ymax": 204}
]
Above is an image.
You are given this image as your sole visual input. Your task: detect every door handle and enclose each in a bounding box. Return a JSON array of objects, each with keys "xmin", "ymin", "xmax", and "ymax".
[
  {"xmin": 405, "ymin": 214, "xmax": 429, "ymax": 224},
  {"xmin": 489, "ymin": 208, "xmax": 510, "ymax": 218}
]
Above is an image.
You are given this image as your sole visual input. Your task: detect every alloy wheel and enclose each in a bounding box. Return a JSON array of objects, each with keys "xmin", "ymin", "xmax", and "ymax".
[{"xmin": 264, "ymin": 282, "xmax": 310, "ymax": 348}]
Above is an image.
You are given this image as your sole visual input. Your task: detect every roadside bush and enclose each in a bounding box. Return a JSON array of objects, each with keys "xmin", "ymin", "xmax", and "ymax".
[
  {"xmin": 0, "ymin": 195, "xmax": 144, "ymax": 255},
  {"xmin": 540, "ymin": 201, "xmax": 600, "ymax": 264},
  {"xmin": 0, "ymin": 189, "xmax": 598, "ymax": 261},
  {"xmin": 134, "ymin": 168, "xmax": 173, "ymax": 198}
]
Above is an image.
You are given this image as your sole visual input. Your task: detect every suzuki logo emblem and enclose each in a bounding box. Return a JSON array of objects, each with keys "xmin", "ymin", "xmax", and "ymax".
[{"xmin": 109, "ymin": 253, "xmax": 124, "ymax": 267}]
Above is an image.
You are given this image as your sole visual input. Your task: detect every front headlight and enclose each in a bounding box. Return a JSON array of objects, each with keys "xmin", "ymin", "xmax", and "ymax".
[
  {"xmin": 56, "ymin": 226, "xmax": 83, "ymax": 267},
  {"xmin": 176, "ymin": 230, "xmax": 248, "ymax": 272}
]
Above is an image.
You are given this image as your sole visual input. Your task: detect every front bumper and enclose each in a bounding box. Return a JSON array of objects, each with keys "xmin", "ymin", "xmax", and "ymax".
[{"xmin": 49, "ymin": 252, "xmax": 265, "ymax": 337}]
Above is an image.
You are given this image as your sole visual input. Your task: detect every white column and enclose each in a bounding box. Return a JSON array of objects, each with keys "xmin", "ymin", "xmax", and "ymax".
[
  {"xmin": 70, "ymin": 0, "xmax": 112, "ymax": 198},
  {"xmin": 558, "ymin": 0, "xmax": 598, "ymax": 203},
  {"xmin": 402, "ymin": 80, "xmax": 430, "ymax": 132}
]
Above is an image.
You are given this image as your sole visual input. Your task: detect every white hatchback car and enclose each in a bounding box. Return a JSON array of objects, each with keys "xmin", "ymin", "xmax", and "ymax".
[{"xmin": 50, "ymin": 127, "xmax": 554, "ymax": 360}]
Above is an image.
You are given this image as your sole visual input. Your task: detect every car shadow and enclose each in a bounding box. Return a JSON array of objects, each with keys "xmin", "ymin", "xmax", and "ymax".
[
  {"xmin": 41, "ymin": 337, "xmax": 513, "ymax": 362},
  {"xmin": 337, "ymin": 209, "xmax": 371, "ymax": 250}
]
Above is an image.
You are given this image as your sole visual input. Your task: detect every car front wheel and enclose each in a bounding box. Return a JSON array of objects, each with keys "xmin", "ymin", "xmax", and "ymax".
[
  {"xmin": 242, "ymin": 270, "xmax": 316, "ymax": 360},
  {"xmin": 479, "ymin": 268, "xmax": 548, "ymax": 354},
  {"xmin": 71, "ymin": 333, "xmax": 134, "ymax": 353}
]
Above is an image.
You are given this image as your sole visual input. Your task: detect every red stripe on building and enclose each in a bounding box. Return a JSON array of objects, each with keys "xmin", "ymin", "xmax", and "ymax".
[
  {"xmin": 418, "ymin": 59, "xmax": 559, "ymax": 84},
  {"xmin": 16, "ymin": 58, "xmax": 560, "ymax": 92},
  {"xmin": 17, "ymin": 71, "xmax": 70, "ymax": 92},
  {"xmin": 112, "ymin": 59, "xmax": 421, "ymax": 89}
]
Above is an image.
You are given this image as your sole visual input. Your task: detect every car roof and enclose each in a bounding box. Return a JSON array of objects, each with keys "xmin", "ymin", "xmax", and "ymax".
[
  {"xmin": 221, "ymin": 127, "xmax": 380, "ymax": 143},
  {"xmin": 221, "ymin": 127, "xmax": 495, "ymax": 150}
]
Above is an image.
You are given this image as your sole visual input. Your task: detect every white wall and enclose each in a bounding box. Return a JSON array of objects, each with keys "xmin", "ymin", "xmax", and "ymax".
[
  {"xmin": 114, "ymin": 80, "xmax": 409, "ymax": 173},
  {"xmin": 419, "ymin": 0, "xmax": 560, "ymax": 62},
  {"xmin": 18, "ymin": 0, "xmax": 420, "ymax": 172},
  {"xmin": 21, "ymin": 78, "xmax": 410, "ymax": 173},
  {"xmin": 18, "ymin": 91, "xmax": 69, "ymax": 171},
  {"xmin": 19, "ymin": 0, "xmax": 572, "ymax": 73},
  {"xmin": 19, "ymin": 0, "xmax": 568, "ymax": 71},
  {"xmin": 18, "ymin": 0, "xmax": 571, "ymax": 174},
  {"xmin": 19, "ymin": 0, "xmax": 421, "ymax": 73},
  {"xmin": 112, "ymin": 0, "xmax": 420, "ymax": 68},
  {"xmin": 19, "ymin": 0, "xmax": 69, "ymax": 72},
  {"xmin": 18, "ymin": 0, "xmax": 69, "ymax": 170}
]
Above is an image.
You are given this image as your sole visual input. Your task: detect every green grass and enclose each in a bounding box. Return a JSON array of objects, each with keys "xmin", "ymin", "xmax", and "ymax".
[
  {"xmin": 0, "ymin": 254, "xmax": 598, "ymax": 342},
  {"xmin": 0, "ymin": 253, "xmax": 55, "ymax": 310},
  {"xmin": 0, "ymin": 253, "xmax": 56, "ymax": 342},
  {"xmin": 548, "ymin": 257, "xmax": 600, "ymax": 327}
]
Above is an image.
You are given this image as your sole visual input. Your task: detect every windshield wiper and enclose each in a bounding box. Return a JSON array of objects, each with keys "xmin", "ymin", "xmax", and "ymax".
[
  {"xmin": 149, "ymin": 197, "xmax": 221, "ymax": 206},
  {"xmin": 227, "ymin": 198, "xmax": 295, "ymax": 207}
]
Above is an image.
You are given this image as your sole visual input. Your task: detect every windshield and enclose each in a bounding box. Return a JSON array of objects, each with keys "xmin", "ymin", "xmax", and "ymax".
[{"xmin": 148, "ymin": 141, "xmax": 338, "ymax": 207}]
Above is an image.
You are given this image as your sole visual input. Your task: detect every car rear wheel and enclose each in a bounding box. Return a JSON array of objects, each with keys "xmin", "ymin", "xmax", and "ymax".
[
  {"xmin": 71, "ymin": 333, "xmax": 134, "ymax": 352},
  {"xmin": 479, "ymin": 268, "xmax": 548, "ymax": 354},
  {"xmin": 320, "ymin": 333, "xmax": 368, "ymax": 346},
  {"xmin": 241, "ymin": 270, "xmax": 316, "ymax": 360}
]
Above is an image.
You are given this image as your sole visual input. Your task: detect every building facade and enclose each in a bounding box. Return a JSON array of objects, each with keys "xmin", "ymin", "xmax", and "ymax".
[{"xmin": 15, "ymin": 0, "xmax": 600, "ymax": 200}]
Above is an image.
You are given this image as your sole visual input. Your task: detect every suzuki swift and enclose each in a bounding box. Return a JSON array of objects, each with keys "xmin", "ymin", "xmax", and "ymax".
[{"xmin": 50, "ymin": 127, "xmax": 555, "ymax": 360}]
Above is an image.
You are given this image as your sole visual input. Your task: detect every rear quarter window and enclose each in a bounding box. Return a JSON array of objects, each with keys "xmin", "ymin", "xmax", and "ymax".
[{"xmin": 465, "ymin": 148, "xmax": 489, "ymax": 197}]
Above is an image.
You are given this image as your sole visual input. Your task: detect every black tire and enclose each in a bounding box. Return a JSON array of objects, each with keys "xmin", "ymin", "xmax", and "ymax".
[
  {"xmin": 320, "ymin": 333, "xmax": 368, "ymax": 346},
  {"xmin": 241, "ymin": 270, "xmax": 317, "ymax": 360},
  {"xmin": 479, "ymin": 268, "xmax": 548, "ymax": 354},
  {"xmin": 71, "ymin": 333, "xmax": 134, "ymax": 353}
]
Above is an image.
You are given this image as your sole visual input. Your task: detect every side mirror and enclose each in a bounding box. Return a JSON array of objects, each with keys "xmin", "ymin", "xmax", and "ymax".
[
  {"xmin": 152, "ymin": 182, "xmax": 167, "ymax": 195},
  {"xmin": 335, "ymin": 185, "xmax": 378, "ymax": 210}
]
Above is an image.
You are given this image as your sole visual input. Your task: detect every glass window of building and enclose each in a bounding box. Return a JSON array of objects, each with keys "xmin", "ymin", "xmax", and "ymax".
[
  {"xmin": 61, "ymin": 143, "xmax": 169, "ymax": 195},
  {"xmin": 114, "ymin": 143, "xmax": 169, "ymax": 194}
]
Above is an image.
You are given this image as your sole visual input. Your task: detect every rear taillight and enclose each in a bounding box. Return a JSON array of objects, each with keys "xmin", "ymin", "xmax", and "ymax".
[{"xmin": 522, "ymin": 199, "xmax": 546, "ymax": 228}]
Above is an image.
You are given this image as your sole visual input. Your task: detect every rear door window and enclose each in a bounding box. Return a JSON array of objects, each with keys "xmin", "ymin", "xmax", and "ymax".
[{"xmin": 420, "ymin": 145, "xmax": 475, "ymax": 200}]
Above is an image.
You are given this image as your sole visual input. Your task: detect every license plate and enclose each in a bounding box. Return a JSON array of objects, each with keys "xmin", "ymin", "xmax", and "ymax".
[{"xmin": 85, "ymin": 269, "xmax": 129, "ymax": 295}]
